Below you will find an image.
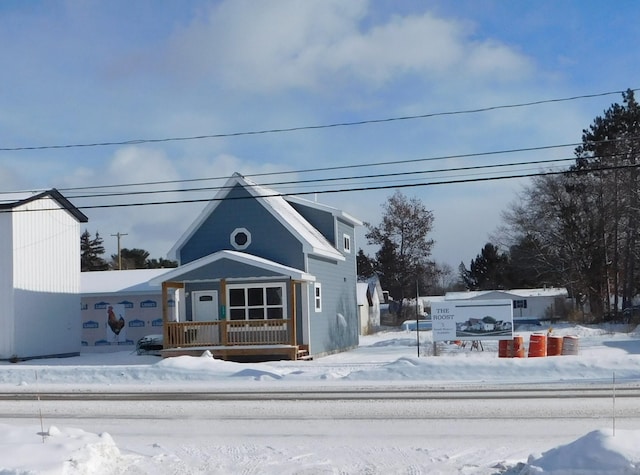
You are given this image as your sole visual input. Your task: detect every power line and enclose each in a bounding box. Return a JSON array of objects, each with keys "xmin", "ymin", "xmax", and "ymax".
[
  {"xmin": 1, "ymin": 132, "xmax": 635, "ymax": 203},
  {"xmin": 36, "ymin": 133, "xmax": 640, "ymax": 197},
  {"xmin": 3, "ymin": 140, "xmax": 582, "ymax": 198},
  {"xmin": 0, "ymin": 88, "xmax": 635, "ymax": 152},
  {"xmin": 3, "ymin": 161, "xmax": 637, "ymax": 215},
  {"xmin": 62, "ymin": 156, "xmax": 575, "ymax": 200},
  {"xmin": 62, "ymin": 162, "xmax": 640, "ymax": 210}
]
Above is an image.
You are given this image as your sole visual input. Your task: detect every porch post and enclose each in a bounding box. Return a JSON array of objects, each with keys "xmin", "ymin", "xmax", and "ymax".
[
  {"xmin": 290, "ymin": 279, "xmax": 297, "ymax": 346},
  {"xmin": 162, "ymin": 281, "xmax": 184, "ymax": 349},
  {"xmin": 220, "ymin": 278, "xmax": 228, "ymax": 345},
  {"xmin": 161, "ymin": 281, "xmax": 169, "ymax": 349}
]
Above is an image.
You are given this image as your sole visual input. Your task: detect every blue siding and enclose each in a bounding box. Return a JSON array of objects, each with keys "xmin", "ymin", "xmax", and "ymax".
[
  {"xmin": 308, "ymin": 219, "xmax": 358, "ymax": 355},
  {"xmin": 179, "ymin": 184, "xmax": 304, "ymax": 269},
  {"xmin": 171, "ymin": 258, "xmax": 283, "ymax": 282},
  {"xmin": 184, "ymin": 279, "xmax": 297, "ymax": 324},
  {"xmin": 288, "ymin": 201, "xmax": 336, "ymax": 245},
  {"xmin": 171, "ymin": 177, "xmax": 360, "ymax": 356}
]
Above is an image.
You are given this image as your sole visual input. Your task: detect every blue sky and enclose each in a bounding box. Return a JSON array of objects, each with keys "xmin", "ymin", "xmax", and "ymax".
[{"xmin": 1, "ymin": 0, "xmax": 638, "ymax": 274}]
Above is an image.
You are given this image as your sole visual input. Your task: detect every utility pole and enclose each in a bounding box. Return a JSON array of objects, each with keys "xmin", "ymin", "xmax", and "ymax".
[{"xmin": 111, "ymin": 232, "xmax": 128, "ymax": 270}]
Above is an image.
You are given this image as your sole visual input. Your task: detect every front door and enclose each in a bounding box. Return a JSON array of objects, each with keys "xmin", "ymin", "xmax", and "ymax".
[
  {"xmin": 193, "ymin": 290, "xmax": 219, "ymax": 321},
  {"xmin": 192, "ymin": 291, "xmax": 219, "ymax": 344}
]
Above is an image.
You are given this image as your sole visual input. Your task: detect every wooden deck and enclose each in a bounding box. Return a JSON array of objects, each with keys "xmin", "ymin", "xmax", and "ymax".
[
  {"xmin": 162, "ymin": 320, "xmax": 309, "ymax": 361},
  {"xmin": 160, "ymin": 344, "xmax": 308, "ymax": 361}
]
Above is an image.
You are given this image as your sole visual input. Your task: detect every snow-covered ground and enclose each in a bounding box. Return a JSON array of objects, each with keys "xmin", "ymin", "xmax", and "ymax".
[{"xmin": 1, "ymin": 323, "xmax": 640, "ymax": 474}]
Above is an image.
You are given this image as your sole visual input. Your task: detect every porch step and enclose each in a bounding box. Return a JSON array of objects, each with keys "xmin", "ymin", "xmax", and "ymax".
[{"xmin": 297, "ymin": 346, "xmax": 313, "ymax": 361}]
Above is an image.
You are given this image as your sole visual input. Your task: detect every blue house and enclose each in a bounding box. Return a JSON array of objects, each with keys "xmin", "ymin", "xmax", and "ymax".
[{"xmin": 151, "ymin": 173, "xmax": 362, "ymax": 360}]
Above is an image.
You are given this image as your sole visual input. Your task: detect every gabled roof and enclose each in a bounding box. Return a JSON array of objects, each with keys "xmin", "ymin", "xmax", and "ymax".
[
  {"xmin": 445, "ymin": 287, "xmax": 568, "ymax": 300},
  {"xmin": 150, "ymin": 250, "xmax": 315, "ymax": 285},
  {"xmin": 0, "ymin": 188, "xmax": 88, "ymax": 223},
  {"xmin": 285, "ymin": 195, "xmax": 363, "ymax": 227},
  {"xmin": 169, "ymin": 173, "xmax": 344, "ymax": 262}
]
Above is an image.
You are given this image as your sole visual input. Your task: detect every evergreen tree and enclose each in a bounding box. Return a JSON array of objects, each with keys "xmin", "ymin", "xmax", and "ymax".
[
  {"xmin": 80, "ymin": 230, "xmax": 109, "ymax": 271},
  {"xmin": 110, "ymin": 248, "xmax": 150, "ymax": 270},
  {"xmin": 111, "ymin": 248, "xmax": 178, "ymax": 269},
  {"xmin": 460, "ymin": 243, "xmax": 509, "ymax": 290},
  {"xmin": 573, "ymin": 88, "xmax": 640, "ymax": 314},
  {"xmin": 147, "ymin": 257, "xmax": 179, "ymax": 269},
  {"xmin": 356, "ymin": 249, "xmax": 376, "ymax": 279}
]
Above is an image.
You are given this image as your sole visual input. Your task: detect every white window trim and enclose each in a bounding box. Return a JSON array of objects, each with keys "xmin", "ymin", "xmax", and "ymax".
[
  {"xmin": 314, "ymin": 283, "xmax": 322, "ymax": 313},
  {"xmin": 226, "ymin": 282, "xmax": 287, "ymax": 321},
  {"xmin": 343, "ymin": 233, "xmax": 351, "ymax": 253}
]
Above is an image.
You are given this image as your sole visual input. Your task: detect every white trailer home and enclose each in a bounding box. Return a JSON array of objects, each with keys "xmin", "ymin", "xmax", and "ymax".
[
  {"xmin": 0, "ymin": 189, "xmax": 88, "ymax": 360},
  {"xmin": 445, "ymin": 287, "xmax": 569, "ymax": 324}
]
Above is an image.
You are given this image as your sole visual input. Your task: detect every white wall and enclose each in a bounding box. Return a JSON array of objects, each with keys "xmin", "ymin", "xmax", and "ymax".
[
  {"xmin": 11, "ymin": 197, "xmax": 81, "ymax": 358},
  {"xmin": 471, "ymin": 291, "xmax": 558, "ymax": 320},
  {"xmin": 0, "ymin": 212, "xmax": 15, "ymax": 358}
]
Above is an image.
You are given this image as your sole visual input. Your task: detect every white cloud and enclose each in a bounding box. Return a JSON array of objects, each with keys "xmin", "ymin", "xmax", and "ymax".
[{"xmin": 164, "ymin": 0, "xmax": 533, "ymax": 93}]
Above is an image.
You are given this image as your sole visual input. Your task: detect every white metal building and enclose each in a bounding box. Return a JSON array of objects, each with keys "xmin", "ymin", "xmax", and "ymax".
[{"xmin": 0, "ymin": 189, "xmax": 88, "ymax": 360}]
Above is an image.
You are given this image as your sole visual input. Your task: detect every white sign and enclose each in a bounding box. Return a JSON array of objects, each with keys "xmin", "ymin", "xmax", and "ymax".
[{"xmin": 431, "ymin": 299, "xmax": 513, "ymax": 342}]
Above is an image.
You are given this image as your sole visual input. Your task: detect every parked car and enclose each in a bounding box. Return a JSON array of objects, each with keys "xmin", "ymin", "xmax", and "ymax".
[
  {"xmin": 136, "ymin": 334, "xmax": 163, "ymax": 356},
  {"xmin": 401, "ymin": 316, "xmax": 432, "ymax": 331}
]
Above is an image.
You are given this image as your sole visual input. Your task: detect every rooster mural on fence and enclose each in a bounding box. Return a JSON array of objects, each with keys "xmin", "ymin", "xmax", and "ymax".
[{"xmin": 107, "ymin": 305, "xmax": 126, "ymax": 337}]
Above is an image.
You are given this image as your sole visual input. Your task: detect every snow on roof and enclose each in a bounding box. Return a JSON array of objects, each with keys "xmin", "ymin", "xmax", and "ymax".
[
  {"xmin": 239, "ymin": 175, "xmax": 345, "ymax": 261},
  {"xmin": 356, "ymin": 282, "xmax": 369, "ymax": 306},
  {"xmin": 170, "ymin": 173, "xmax": 345, "ymax": 262},
  {"xmin": 0, "ymin": 188, "xmax": 88, "ymax": 222},
  {"xmin": 285, "ymin": 194, "xmax": 363, "ymax": 227},
  {"xmin": 149, "ymin": 250, "xmax": 315, "ymax": 284},
  {"xmin": 445, "ymin": 287, "xmax": 568, "ymax": 300},
  {"xmin": 81, "ymin": 269, "xmax": 171, "ymax": 295},
  {"xmin": 0, "ymin": 191, "xmax": 40, "ymax": 204}
]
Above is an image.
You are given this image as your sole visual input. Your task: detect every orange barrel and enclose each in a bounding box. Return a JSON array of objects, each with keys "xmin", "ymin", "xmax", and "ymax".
[
  {"xmin": 561, "ymin": 335, "xmax": 580, "ymax": 355},
  {"xmin": 498, "ymin": 339, "xmax": 513, "ymax": 358},
  {"xmin": 512, "ymin": 335, "xmax": 525, "ymax": 358},
  {"xmin": 547, "ymin": 335, "xmax": 563, "ymax": 356},
  {"xmin": 528, "ymin": 333, "xmax": 547, "ymax": 357}
]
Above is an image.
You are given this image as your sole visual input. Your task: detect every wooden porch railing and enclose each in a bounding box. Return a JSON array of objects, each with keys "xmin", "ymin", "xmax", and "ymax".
[{"xmin": 165, "ymin": 319, "xmax": 293, "ymax": 348}]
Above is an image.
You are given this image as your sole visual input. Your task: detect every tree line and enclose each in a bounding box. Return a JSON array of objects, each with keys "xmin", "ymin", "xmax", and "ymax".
[
  {"xmin": 358, "ymin": 89, "xmax": 640, "ymax": 321},
  {"xmin": 80, "ymin": 230, "xmax": 177, "ymax": 271}
]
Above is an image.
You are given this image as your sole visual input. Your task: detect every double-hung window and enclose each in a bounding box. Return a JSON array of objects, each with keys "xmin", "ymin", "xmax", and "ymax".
[
  {"xmin": 314, "ymin": 283, "xmax": 322, "ymax": 312},
  {"xmin": 343, "ymin": 233, "xmax": 351, "ymax": 253}
]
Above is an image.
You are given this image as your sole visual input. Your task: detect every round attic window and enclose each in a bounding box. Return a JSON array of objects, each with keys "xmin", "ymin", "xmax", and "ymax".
[{"xmin": 230, "ymin": 227, "xmax": 251, "ymax": 250}]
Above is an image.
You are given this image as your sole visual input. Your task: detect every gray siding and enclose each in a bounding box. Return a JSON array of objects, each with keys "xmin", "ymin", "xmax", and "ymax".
[{"xmin": 180, "ymin": 184, "xmax": 304, "ymax": 269}]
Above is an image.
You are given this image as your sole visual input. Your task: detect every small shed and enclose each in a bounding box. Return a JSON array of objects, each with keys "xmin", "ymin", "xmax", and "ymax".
[
  {"xmin": 0, "ymin": 189, "xmax": 88, "ymax": 360},
  {"xmin": 357, "ymin": 278, "xmax": 382, "ymax": 335}
]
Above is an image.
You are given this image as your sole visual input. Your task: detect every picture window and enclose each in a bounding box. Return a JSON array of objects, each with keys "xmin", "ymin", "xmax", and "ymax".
[{"xmin": 227, "ymin": 283, "xmax": 286, "ymax": 321}]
